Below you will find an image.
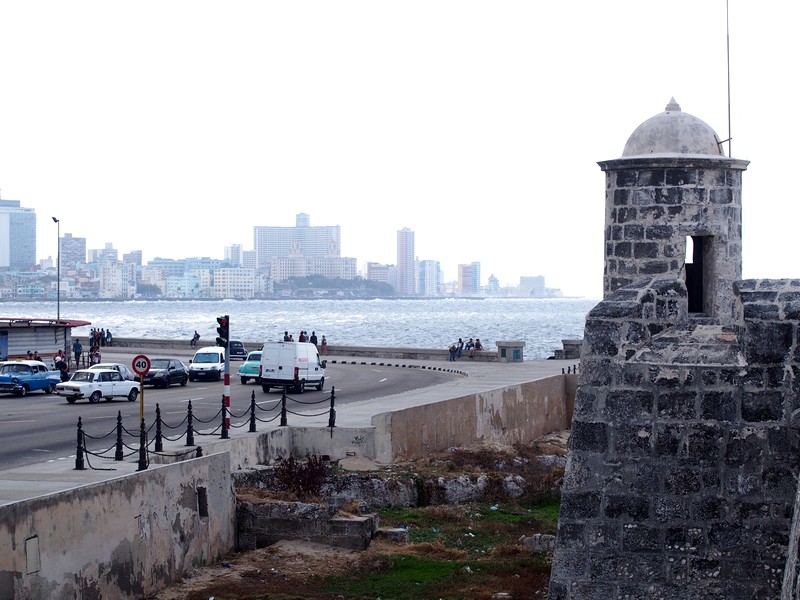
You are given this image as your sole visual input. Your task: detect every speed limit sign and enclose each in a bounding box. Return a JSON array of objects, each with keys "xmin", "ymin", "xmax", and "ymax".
[{"xmin": 132, "ymin": 354, "xmax": 151, "ymax": 376}]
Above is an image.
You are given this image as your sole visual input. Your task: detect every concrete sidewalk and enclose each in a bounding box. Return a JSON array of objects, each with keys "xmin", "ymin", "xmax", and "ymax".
[{"xmin": 0, "ymin": 355, "xmax": 578, "ymax": 506}]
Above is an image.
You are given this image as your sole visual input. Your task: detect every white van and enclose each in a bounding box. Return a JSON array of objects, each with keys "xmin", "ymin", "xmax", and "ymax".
[
  {"xmin": 189, "ymin": 346, "xmax": 226, "ymax": 382},
  {"xmin": 260, "ymin": 341, "xmax": 326, "ymax": 394}
]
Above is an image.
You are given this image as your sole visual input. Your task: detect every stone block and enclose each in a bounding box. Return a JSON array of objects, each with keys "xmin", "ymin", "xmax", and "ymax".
[
  {"xmin": 605, "ymin": 494, "xmax": 650, "ymax": 520},
  {"xmin": 665, "ymin": 468, "xmax": 702, "ymax": 495},
  {"xmin": 744, "ymin": 321, "xmax": 793, "ymax": 364},
  {"xmin": 741, "ymin": 391, "xmax": 783, "ymax": 422},
  {"xmin": 604, "ymin": 389, "xmax": 654, "ymax": 421},
  {"xmin": 560, "ymin": 491, "xmax": 602, "ymax": 519}
]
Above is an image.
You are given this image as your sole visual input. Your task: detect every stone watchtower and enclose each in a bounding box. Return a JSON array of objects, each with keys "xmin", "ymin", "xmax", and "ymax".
[
  {"xmin": 600, "ymin": 98, "xmax": 748, "ymax": 321},
  {"xmin": 549, "ymin": 101, "xmax": 800, "ymax": 599}
]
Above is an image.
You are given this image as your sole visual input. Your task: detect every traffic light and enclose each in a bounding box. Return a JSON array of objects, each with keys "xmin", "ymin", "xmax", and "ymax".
[{"xmin": 216, "ymin": 315, "xmax": 229, "ymax": 349}]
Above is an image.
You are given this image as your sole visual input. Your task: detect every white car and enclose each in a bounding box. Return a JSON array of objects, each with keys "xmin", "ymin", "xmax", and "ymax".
[
  {"xmin": 88, "ymin": 363, "xmax": 136, "ymax": 381},
  {"xmin": 56, "ymin": 369, "xmax": 139, "ymax": 404}
]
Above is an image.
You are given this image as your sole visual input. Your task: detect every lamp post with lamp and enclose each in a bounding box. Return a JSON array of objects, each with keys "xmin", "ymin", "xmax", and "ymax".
[{"xmin": 52, "ymin": 217, "xmax": 60, "ymax": 324}]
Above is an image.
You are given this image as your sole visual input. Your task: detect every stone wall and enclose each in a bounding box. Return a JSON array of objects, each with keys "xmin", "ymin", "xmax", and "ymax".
[{"xmin": 549, "ymin": 278, "xmax": 800, "ymax": 599}]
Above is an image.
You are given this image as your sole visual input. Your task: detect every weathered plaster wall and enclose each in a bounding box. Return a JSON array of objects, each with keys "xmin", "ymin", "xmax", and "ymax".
[
  {"xmin": 0, "ymin": 453, "xmax": 235, "ymax": 600},
  {"xmin": 373, "ymin": 374, "xmax": 574, "ymax": 463}
]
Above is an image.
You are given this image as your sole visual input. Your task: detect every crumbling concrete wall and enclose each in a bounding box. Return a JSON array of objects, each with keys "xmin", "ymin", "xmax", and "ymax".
[
  {"xmin": 0, "ymin": 453, "xmax": 235, "ymax": 600},
  {"xmin": 373, "ymin": 374, "xmax": 574, "ymax": 463},
  {"xmin": 549, "ymin": 278, "xmax": 800, "ymax": 599}
]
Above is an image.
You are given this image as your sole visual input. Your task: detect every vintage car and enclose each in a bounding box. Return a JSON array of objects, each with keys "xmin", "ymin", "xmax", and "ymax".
[
  {"xmin": 0, "ymin": 360, "xmax": 62, "ymax": 396},
  {"xmin": 88, "ymin": 362, "xmax": 136, "ymax": 381},
  {"xmin": 55, "ymin": 368, "xmax": 139, "ymax": 404},
  {"xmin": 237, "ymin": 350, "xmax": 262, "ymax": 384}
]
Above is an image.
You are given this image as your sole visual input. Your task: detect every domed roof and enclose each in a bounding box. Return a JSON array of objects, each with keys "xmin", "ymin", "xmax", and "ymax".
[{"xmin": 622, "ymin": 98, "xmax": 724, "ymax": 157}]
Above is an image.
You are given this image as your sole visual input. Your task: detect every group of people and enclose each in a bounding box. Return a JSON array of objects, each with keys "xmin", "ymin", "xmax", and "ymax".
[
  {"xmin": 283, "ymin": 330, "xmax": 328, "ymax": 354},
  {"xmin": 89, "ymin": 327, "xmax": 112, "ymax": 347},
  {"xmin": 448, "ymin": 337, "xmax": 483, "ymax": 361}
]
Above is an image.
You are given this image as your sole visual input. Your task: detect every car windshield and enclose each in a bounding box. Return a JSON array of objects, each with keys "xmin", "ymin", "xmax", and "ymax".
[
  {"xmin": 194, "ymin": 353, "xmax": 220, "ymax": 364},
  {"xmin": 151, "ymin": 359, "xmax": 171, "ymax": 369},
  {"xmin": 71, "ymin": 371, "xmax": 95, "ymax": 382}
]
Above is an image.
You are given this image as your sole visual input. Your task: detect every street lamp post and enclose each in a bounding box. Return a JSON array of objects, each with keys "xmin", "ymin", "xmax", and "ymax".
[{"xmin": 52, "ymin": 217, "xmax": 60, "ymax": 324}]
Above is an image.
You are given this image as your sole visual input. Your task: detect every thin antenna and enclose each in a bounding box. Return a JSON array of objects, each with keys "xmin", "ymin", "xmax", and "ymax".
[{"xmin": 726, "ymin": 0, "xmax": 732, "ymax": 157}]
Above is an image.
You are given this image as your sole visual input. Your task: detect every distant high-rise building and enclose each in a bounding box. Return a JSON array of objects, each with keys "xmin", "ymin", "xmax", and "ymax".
[
  {"xmin": 418, "ymin": 260, "xmax": 441, "ymax": 296},
  {"xmin": 458, "ymin": 262, "xmax": 481, "ymax": 295},
  {"xmin": 396, "ymin": 227, "xmax": 415, "ymax": 296},
  {"xmin": 88, "ymin": 243, "xmax": 118, "ymax": 264},
  {"xmin": 253, "ymin": 213, "xmax": 341, "ymax": 269},
  {"xmin": 0, "ymin": 199, "xmax": 36, "ymax": 269},
  {"xmin": 519, "ymin": 275, "xmax": 545, "ymax": 297},
  {"xmin": 224, "ymin": 244, "xmax": 242, "ymax": 265},
  {"xmin": 123, "ymin": 250, "xmax": 142, "ymax": 266},
  {"xmin": 60, "ymin": 233, "xmax": 87, "ymax": 269}
]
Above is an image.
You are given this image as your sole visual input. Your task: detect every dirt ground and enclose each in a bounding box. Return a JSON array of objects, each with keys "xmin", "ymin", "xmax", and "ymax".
[{"xmin": 149, "ymin": 433, "xmax": 568, "ymax": 600}]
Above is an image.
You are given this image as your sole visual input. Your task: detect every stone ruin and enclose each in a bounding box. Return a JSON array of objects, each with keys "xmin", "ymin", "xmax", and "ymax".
[{"xmin": 548, "ymin": 99, "xmax": 800, "ymax": 599}]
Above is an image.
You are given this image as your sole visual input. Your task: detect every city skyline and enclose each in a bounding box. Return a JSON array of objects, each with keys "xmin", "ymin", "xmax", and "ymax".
[{"xmin": 1, "ymin": 2, "xmax": 798, "ymax": 299}]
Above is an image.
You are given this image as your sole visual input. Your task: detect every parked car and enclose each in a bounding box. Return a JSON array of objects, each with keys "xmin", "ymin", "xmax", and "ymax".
[
  {"xmin": 88, "ymin": 362, "xmax": 136, "ymax": 381},
  {"xmin": 142, "ymin": 358, "xmax": 189, "ymax": 388},
  {"xmin": 229, "ymin": 340, "xmax": 248, "ymax": 361},
  {"xmin": 237, "ymin": 351, "xmax": 262, "ymax": 384},
  {"xmin": 55, "ymin": 369, "xmax": 139, "ymax": 404},
  {"xmin": 0, "ymin": 360, "xmax": 62, "ymax": 396}
]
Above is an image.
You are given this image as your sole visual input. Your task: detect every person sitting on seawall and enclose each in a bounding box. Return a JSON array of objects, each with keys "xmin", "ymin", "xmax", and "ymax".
[
  {"xmin": 309, "ymin": 331, "xmax": 318, "ymax": 347},
  {"xmin": 105, "ymin": 329, "xmax": 113, "ymax": 347},
  {"xmin": 456, "ymin": 338, "xmax": 464, "ymax": 359},
  {"xmin": 320, "ymin": 335, "xmax": 328, "ymax": 354},
  {"xmin": 190, "ymin": 331, "xmax": 200, "ymax": 348},
  {"xmin": 473, "ymin": 339, "xmax": 484, "ymax": 357},
  {"xmin": 448, "ymin": 343, "xmax": 457, "ymax": 362},
  {"xmin": 465, "ymin": 338, "xmax": 475, "ymax": 358}
]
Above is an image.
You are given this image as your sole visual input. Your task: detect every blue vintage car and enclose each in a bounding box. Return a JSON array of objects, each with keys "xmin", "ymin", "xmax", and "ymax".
[{"xmin": 0, "ymin": 360, "xmax": 62, "ymax": 396}]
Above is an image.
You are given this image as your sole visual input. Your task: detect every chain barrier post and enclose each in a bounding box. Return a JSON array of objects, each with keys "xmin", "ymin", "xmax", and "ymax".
[
  {"xmin": 114, "ymin": 411, "xmax": 124, "ymax": 461},
  {"xmin": 280, "ymin": 389, "xmax": 288, "ymax": 426},
  {"xmin": 186, "ymin": 400, "xmax": 195, "ymax": 446},
  {"xmin": 327, "ymin": 385, "xmax": 336, "ymax": 428},
  {"xmin": 220, "ymin": 394, "xmax": 229, "ymax": 439},
  {"xmin": 196, "ymin": 446, "xmax": 203, "ymax": 458},
  {"xmin": 155, "ymin": 403, "xmax": 163, "ymax": 453},
  {"xmin": 137, "ymin": 418, "xmax": 148, "ymax": 471},
  {"xmin": 249, "ymin": 389, "xmax": 256, "ymax": 432},
  {"xmin": 75, "ymin": 417, "xmax": 85, "ymax": 470}
]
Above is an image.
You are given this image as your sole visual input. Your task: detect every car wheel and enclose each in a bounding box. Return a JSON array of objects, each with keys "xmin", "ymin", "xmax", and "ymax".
[
  {"xmin": 66, "ymin": 396, "xmax": 77, "ymax": 404},
  {"xmin": 89, "ymin": 391, "xmax": 102, "ymax": 404},
  {"xmin": 128, "ymin": 388, "xmax": 138, "ymax": 402},
  {"xmin": 216, "ymin": 371, "xmax": 221, "ymax": 381},
  {"xmin": 45, "ymin": 383, "xmax": 56, "ymax": 394},
  {"xmin": 240, "ymin": 377, "xmax": 248, "ymax": 385},
  {"xmin": 180, "ymin": 377, "xmax": 188, "ymax": 387},
  {"xmin": 295, "ymin": 380, "xmax": 305, "ymax": 394},
  {"xmin": 316, "ymin": 377, "xmax": 325, "ymax": 391},
  {"xmin": 17, "ymin": 385, "xmax": 29, "ymax": 397},
  {"xmin": 261, "ymin": 385, "xmax": 270, "ymax": 393}
]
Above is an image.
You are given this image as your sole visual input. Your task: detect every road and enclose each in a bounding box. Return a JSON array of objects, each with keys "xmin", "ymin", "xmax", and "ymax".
[{"xmin": 0, "ymin": 359, "xmax": 457, "ymax": 472}]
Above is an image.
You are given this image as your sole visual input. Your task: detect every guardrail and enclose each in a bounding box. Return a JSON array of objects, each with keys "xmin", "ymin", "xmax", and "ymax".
[{"xmin": 73, "ymin": 387, "xmax": 337, "ymax": 471}]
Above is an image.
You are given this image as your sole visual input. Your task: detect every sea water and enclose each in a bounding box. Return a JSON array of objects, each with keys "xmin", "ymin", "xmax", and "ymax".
[{"xmin": 0, "ymin": 297, "xmax": 598, "ymax": 360}]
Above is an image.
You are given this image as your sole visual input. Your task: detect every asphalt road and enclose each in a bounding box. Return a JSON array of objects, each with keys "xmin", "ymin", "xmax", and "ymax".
[{"xmin": 0, "ymin": 359, "xmax": 457, "ymax": 472}]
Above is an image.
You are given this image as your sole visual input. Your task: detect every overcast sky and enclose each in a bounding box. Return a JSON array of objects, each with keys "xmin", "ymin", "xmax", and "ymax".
[{"xmin": 0, "ymin": 1, "xmax": 796, "ymax": 299}]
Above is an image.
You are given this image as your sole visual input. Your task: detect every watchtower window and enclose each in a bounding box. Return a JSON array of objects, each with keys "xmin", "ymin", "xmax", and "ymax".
[{"xmin": 685, "ymin": 235, "xmax": 714, "ymax": 315}]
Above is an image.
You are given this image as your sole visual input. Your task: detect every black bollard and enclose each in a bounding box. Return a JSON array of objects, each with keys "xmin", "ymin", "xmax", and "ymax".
[
  {"xmin": 75, "ymin": 417, "xmax": 85, "ymax": 471},
  {"xmin": 280, "ymin": 390, "xmax": 288, "ymax": 427},
  {"xmin": 114, "ymin": 411, "xmax": 124, "ymax": 461},
  {"xmin": 220, "ymin": 394, "xmax": 229, "ymax": 440},
  {"xmin": 186, "ymin": 400, "xmax": 195, "ymax": 446},
  {"xmin": 327, "ymin": 386, "xmax": 336, "ymax": 429},
  {"xmin": 137, "ymin": 418, "xmax": 148, "ymax": 471},
  {"xmin": 155, "ymin": 404, "xmax": 163, "ymax": 453},
  {"xmin": 249, "ymin": 390, "xmax": 256, "ymax": 433},
  {"xmin": 196, "ymin": 446, "xmax": 203, "ymax": 458}
]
